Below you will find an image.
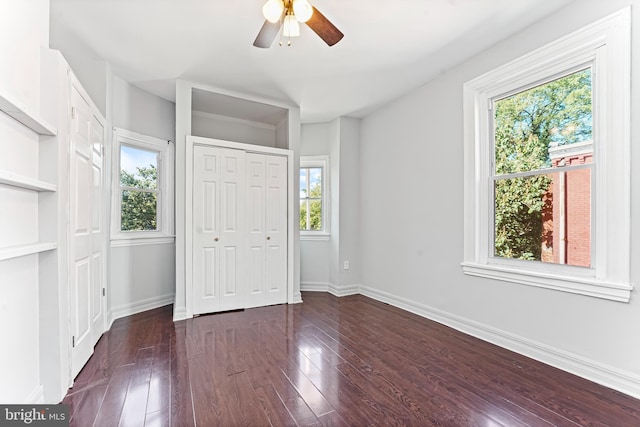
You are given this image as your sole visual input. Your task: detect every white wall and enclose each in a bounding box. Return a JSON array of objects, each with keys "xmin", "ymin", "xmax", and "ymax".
[
  {"xmin": 0, "ymin": 0, "xmax": 49, "ymax": 112},
  {"xmin": 191, "ymin": 111, "xmax": 277, "ymax": 147},
  {"xmin": 0, "ymin": 258, "xmax": 41, "ymax": 403},
  {"xmin": 300, "ymin": 118, "xmax": 361, "ymax": 294},
  {"xmin": 112, "ymin": 76, "xmax": 175, "ymax": 141},
  {"xmin": 49, "ymin": 20, "xmax": 108, "ymax": 116},
  {"xmin": 109, "ymin": 76, "xmax": 176, "ymax": 323},
  {"xmin": 359, "ymin": 0, "xmax": 640, "ymax": 398},
  {"xmin": 328, "ymin": 120, "xmax": 340, "ymax": 289},
  {"xmin": 336, "ymin": 117, "xmax": 360, "ymax": 288},
  {"xmin": 0, "ymin": 0, "xmax": 50, "ymax": 404},
  {"xmin": 109, "ymin": 243, "xmax": 175, "ymax": 319},
  {"xmin": 300, "ymin": 123, "xmax": 331, "ymax": 286}
]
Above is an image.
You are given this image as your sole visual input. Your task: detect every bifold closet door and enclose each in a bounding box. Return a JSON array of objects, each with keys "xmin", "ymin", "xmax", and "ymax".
[
  {"xmin": 245, "ymin": 153, "xmax": 287, "ymax": 308},
  {"xmin": 192, "ymin": 145, "xmax": 246, "ymax": 315},
  {"xmin": 192, "ymin": 145, "xmax": 288, "ymax": 315}
]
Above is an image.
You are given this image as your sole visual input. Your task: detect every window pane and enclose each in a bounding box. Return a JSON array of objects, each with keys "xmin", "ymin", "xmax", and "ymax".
[
  {"xmin": 300, "ymin": 200, "xmax": 308, "ymax": 230},
  {"xmin": 300, "ymin": 168, "xmax": 308, "ymax": 199},
  {"xmin": 300, "ymin": 165, "xmax": 324, "ymax": 232},
  {"xmin": 494, "ymin": 68, "xmax": 592, "ymax": 175},
  {"xmin": 121, "ymin": 145, "xmax": 158, "ymax": 190},
  {"xmin": 309, "ymin": 168, "xmax": 322, "ymax": 197},
  {"xmin": 494, "ymin": 168, "xmax": 591, "ymax": 267},
  {"xmin": 121, "ymin": 190, "xmax": 157, "ymax": 231},
  {"xmin": 309, "ymin": 200, "xmax": 322, "ymax": 230}
]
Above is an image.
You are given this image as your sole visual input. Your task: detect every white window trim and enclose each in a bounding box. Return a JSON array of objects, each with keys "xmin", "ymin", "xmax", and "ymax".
[
  {"xmin": 111, "ymin": 128, "xmax": 174, "ymax": 242},
  {"xmin": 300, "ymin": 155, "xmax": 330, "ymax": 240},
  {"xmin": 462, "ymin": 8, "xmax": 633, "ymax": 302}
]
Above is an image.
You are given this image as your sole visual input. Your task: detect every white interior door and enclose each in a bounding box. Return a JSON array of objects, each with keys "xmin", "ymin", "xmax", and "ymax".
[
  {"xmin": 193, "ymin": 145, "xmax": 246, "ymax": 314},
  {"xmin": 69, "ymin": 84, "xmax": 94, "ymax": 377},
  {"xmin": 245, "ymin": 153, "xmax": 266, "ymax": 308},
  {"xmin": 245, "ymin": 153, "xmax": 287, "ymax": 308},
  {"xmin": 263, "ymin": 154, "xmax": 288, "ymax": 306},
  {"xmin": 89, "ymin": 112, "xmax": 105, "ymax": 344}
]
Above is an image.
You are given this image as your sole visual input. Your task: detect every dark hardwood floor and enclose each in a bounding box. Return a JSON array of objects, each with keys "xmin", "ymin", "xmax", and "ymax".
[{"xmin": 63, "ymin": 292, "xmax": 640, "ymax": 426}]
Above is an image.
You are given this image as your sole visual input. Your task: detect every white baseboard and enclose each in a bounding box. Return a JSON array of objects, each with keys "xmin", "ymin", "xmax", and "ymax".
[
  {"xmin": 359, "ymin": 285, "xmax": 640, "ymax": 400},
  {"xmin": 328, "ymin": 283, "xmax": 360, "ymax": 297},
  {"xmin": 300, "ymin": 281, "xmax": 330, "ymax": 292},
  {"xmin": 109, "ymin": 293, "xmax": 175, "ymax": 327},
  {"xmin": 301, "ymin": 282, "xmax": 360, "ymax": 297},
  {"xmin": 173, "ymin": 307, "xmax": 188, "ymax": 322},
  {"xmin": 293, "ymin": 291, "xmax": 303, "ymax": 304},
  {"xmin": 25, "ymin": 384, "xmax": 44, "ymax": 404}
]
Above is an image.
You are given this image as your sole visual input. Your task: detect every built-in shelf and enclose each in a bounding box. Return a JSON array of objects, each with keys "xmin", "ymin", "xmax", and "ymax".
[
  {"xmin": 0, "ymin": 169, "xmax": 56, "ymax": 192},
  {"xmin": 0, "ymin": 89, "xmax": 57, "ymax": 136},
  {"xmin": 0, "ymin": 242, "xmax": 57, "ymax": 262}
]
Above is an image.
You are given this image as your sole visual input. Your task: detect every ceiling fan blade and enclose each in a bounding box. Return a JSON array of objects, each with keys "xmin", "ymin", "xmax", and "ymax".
[
  {"xmin": 306, "ymin": 6, "xmax": 344, "ymax": 46},
  {"xmin": 253, "ymin": 19, "xmax": 282, "ymax": 48}
]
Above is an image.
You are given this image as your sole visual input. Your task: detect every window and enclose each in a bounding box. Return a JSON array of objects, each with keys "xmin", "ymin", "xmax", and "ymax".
[
  {"xmin": 112, "ymin": 128, "xmax": 174, "ymax": 243},
  {"xmin": 493, "ymin": 68, "xmax": 592, "ymax": 267},
  {"xmin": 120, "ymin": 144, "xmax": 159, "ymax": 231},
  {"xmin": 300, "ymin": 156, "xmax": 329, "ymax": 239},
  {"xmin": 462, "ymin": 9, "xmax": 632, "ymax": 302}
]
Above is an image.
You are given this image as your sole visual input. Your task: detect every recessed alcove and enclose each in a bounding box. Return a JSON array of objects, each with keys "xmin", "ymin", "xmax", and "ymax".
[{"xmin": 190, "ymin": 88, "xmax": 290, "ymax": 149}]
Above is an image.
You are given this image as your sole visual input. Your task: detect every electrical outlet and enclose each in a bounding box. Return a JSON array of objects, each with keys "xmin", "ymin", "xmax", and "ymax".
[{"xmin": 343, "ymin": 260, "xmax": 350, "ymax": 270}]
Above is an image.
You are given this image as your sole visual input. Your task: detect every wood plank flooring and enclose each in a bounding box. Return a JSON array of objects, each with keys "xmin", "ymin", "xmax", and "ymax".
[{"xmin": 63, "ymin": 292, "xmax": 640, "ymax": 426}]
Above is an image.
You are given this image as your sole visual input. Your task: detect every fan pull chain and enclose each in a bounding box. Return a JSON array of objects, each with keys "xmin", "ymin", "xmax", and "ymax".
[{"xmin": 278, "ymin": 26, "xmax": 293, "ymax": 46}]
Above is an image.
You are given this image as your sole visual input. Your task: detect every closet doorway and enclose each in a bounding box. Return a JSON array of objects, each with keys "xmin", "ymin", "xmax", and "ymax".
[{"xmin": 187, "ymin": 137, "xmax": 292, "ymax": 315}]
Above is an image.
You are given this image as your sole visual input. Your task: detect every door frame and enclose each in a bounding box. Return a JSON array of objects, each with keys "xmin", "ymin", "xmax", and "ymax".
[{"xmin": 185, "ymin": 136, "xmax": 294, "ymax": 317}]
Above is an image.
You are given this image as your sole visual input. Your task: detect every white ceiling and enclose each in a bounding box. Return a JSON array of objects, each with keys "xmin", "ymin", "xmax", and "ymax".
[{"xmin": 49, "ymin": 0, "xmax": 575, "ymax": 123}]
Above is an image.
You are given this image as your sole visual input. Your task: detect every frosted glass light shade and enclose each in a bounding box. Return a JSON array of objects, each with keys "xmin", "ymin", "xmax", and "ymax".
[
  {"xmin": 283, "ymin": 15, "xmax": 300, "ymax": 37},
  {"xmin": 293, "ymin": 0, "xmax": 313, "ymax": 23},
  {"xmin": 263, "ymin": 0, "xmax": 284, "ymax": 23}
]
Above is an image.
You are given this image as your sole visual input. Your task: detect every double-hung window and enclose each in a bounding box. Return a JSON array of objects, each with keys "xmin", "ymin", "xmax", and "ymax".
[
  {"xmin": 300, "ymin": 156, "xmax": 329, "ymax": 239},
  {"xmin": 462, "ymin": 9, "xmax": 632, "ymax": 302},
  {"xmin": 112, "ymin": 128, "xmax": 174, "ymax": 243}
]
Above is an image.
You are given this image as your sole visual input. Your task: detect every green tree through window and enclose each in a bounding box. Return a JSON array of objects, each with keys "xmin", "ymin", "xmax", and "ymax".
[
  {"xmin": 119, "ymin": 135, "xmax": 160, "ymax": 235},
  {"xmin": 300, "ymin": 166, "xmax": 323, "ymax": 231},
  {"xmin": 493, "ymin": 68, "xmax": 592, "ymax": 261}
]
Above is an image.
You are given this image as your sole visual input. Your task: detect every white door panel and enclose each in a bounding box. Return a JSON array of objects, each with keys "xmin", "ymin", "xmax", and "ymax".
[
  {"xmin": 193, "ymin": 146, "xmax": 220, "ymax": 314},
  {"xmin": 245, "ymin": 153, "xmax": 287, "ymax": 308},
  {"xmin": 245, "ymin": 153, "xmax": 266, "ymax": 308},
  {"xmin": 193, "ymin": 146, "xmax": 245, "ymax": 314},
  {"xmin": 69, "ymin": 82, "xmax": 105, "ymax": 378},
  {"xmin": 264, "ymin": 155, "xmax": 287, "ymax": 305},
  {"xmin": 90, "ymin": 113, "xmax": 104, "ymax": 344},
  {"xmin": 69, "ymin": 85, "xmax": 94, "ymax": 377}
]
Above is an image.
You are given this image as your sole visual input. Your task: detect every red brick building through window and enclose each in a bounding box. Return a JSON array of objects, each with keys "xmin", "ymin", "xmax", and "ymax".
[{"xmin": 541, "ymin": 141, "xmax": 592, "ymax": 267}]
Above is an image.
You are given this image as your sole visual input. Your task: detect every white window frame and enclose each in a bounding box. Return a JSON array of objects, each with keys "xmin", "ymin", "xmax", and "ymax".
[
  {"xmin": 461, "ymin": 8, "xmax": 633, "ymax": 302},
  {"xmin": 111, "ymin": 128, "xmax": 174, "ymax": 244},
  {"xmin": 300, "ymin": 156, "xmax": 330, "ymax": 240}
]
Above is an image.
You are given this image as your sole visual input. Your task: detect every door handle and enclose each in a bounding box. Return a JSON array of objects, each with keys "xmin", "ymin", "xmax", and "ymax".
[
  {"xmin": 214, "ymin": 237, "xmax": 219, "ymax": 242},
  {"xmin": 266, "ymin": 236, "xmax": 271, "ymax": 240}
]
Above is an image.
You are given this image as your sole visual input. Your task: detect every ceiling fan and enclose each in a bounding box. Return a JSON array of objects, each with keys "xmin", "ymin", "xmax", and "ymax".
[{"xmin": 254, "ymin": 0, "xmax": 344, "ymax": 48}]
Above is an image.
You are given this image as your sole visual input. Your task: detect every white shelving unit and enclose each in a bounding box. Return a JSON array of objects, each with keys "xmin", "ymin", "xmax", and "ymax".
[
  {"xmin": 0, "ymin": 242, "xmax": 57, "ymax": 262},
  {"xmin": 0, "ymin": 88, "xmax": 58, "ymax": 261},
  {"xmin": 0, "ymin": 170, "xmax": 57, "ymax": 192},
  {"xmin": 0, "ymin": 90, "xmax": 57, "ymax": 136}
]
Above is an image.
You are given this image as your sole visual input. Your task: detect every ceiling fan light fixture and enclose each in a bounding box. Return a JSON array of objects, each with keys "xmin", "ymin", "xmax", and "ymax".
[
  {"xmin": 283, "ymin": 14, "xmax": 300, "ymax": 37},
  {"xmin": 262, "ymin": 0, "xmax": 284, "ymax": 23},
  {"xmin": 292, "ymin": 0, "xmax": 313, "ymax": 23}
]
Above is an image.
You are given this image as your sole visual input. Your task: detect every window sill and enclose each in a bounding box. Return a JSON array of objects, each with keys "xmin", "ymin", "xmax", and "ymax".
[
  {"xmin": 300, "ymin": 233, "xmax": 330, "ymax": 241},
  {"xmin": 111, "ymin": 235, "xmax": 175, "ymax": 247},
  {"xmin": 461, "ymin": 262, "xmax": 633, "ymax": 302}
]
